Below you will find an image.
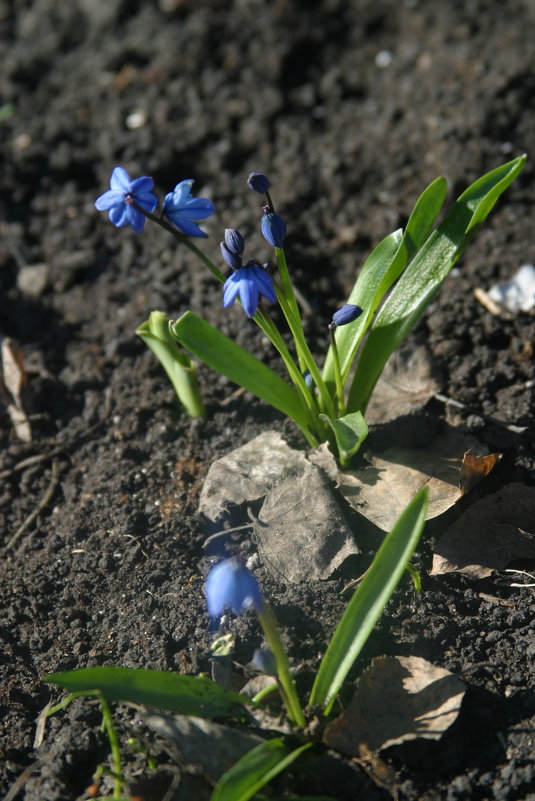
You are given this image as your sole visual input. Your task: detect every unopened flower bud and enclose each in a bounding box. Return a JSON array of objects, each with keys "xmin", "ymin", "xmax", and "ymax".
[
  {"xmin": 247, "ymin": 172, "xmax": 270, "ymax": 194},
  {"xmin": 331, "ymin": 304, "xmax": 363, "ymax": 326},
  {"xmin": 224, "ymin": 228, "xmax": 245, "ymax": 256},
  {"xmin": 261, "ymin": 212, "xmax": 286, "ymax": 248}
]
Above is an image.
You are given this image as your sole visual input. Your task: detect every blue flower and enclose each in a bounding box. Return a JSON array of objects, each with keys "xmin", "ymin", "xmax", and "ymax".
[
  {"xmin": 252, "ymin": 648, "xmax": 277, "ymax": 676},
  {"xmin": 331, "ymin": 304, "xmax": 363, "ymax": 326},
  {"xmin": 223, "ymin": 260, "xmax": 276, "ymax": 318},
  {"xmin": 205, "ymin": 558, "xmax": 264, "ymax": 618},
  {"xmin": 220, "ymin": 228, "xmax": 245, "ymax": 270},
  {"xmin": 95, "ymin": 166, "xmax": 157, "ymax": 233},
  {"xmin": 261, "ymin": 212, "xmax": 286, "ymax": 248},
  {"xmin": 247, "ymin": 172, "xmax": 270, "ymax": 194},
  {"xmin": 163, "ymin": 179, "xmax": 215, "ymax": 238}
]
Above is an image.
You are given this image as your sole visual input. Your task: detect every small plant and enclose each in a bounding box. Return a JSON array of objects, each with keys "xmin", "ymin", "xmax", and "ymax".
[
  {"xmin": 96, "ymin": 157, "xmax": 525, "ymax": 465},
  {"xmin": 46, "ymin": 487, "xmax": 427, "ymax": 800}
]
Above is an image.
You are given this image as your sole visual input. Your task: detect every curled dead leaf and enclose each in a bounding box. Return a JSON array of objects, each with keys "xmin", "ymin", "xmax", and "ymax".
[{"xmin": 324, "ymin": 655, "xmax": 465, "ymax": 756}]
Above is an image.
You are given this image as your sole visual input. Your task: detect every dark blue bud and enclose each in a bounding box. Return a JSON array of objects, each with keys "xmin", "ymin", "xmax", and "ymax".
[
  {"xmin": 247, "ymin": 172, "xmax": 270, "ymax": 194},
  {"xmin": 252, "ymin": 648, "xmax": 278, "ymax": 676},
  {"xmin": 224, "ymin": 228, "xmax": 245, "ymax": 256},
  {"xmin": 261, "ymin": 212, "xmax": 286, "ymax": 248},
  {"xmin": 220, "ymin": 241, "xmax": 242, "ymax": 270},
  {"xmin": 331, "ymin": 304, "xmax": 363, "ymax": 326}
]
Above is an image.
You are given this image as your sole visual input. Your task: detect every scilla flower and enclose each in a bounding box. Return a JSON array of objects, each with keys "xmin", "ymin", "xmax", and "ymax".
[
  {"xmin": 220, "ymin": 228, "xmax": 245, "ymax": 271},
  {"xmin": 223, "ymin": 260, "xmax": 276, "ymax": 318},
  {"xmin": 261, "ymin": 211, "xmax": 286, "ymax": 248},
  {"xmin": 205, "ymin": 558, "xmax": 264, "ymax": 618},
  {"xmin": 163, "ymin": 179, "xmax": 215, "ymax": 238},
  {"xmin": 331, "ymin": 304, "xmax": 363, "ymax": 326},
  {"xmin": 95, "ymin": 166, "xmax": 157, "ymax": 233}
]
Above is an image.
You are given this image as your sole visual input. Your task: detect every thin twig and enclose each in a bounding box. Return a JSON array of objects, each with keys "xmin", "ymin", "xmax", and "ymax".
[
  {"xmin": 5, "ymin": 461, "xmax": 60, "ymax": 550},
  {"xmin": 4, "ymin": 759, "xmax": 49, "ymax": 801}
]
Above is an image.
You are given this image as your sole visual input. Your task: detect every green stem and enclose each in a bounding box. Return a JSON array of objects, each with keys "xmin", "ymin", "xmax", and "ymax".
[
  {"xmin": 275, "ymin": 247, "xmax": 301, "ymax": 329},
  {"xmin": 99, "ymin": 694, "xmax": 124, "ymax": 799},
  {"xmin": 257, "ymin": 605, "xmax": 306, "ymax": 728},
  {"xmin": 329, "ymin": 325, "xmax": 346, "ymax": 416}
]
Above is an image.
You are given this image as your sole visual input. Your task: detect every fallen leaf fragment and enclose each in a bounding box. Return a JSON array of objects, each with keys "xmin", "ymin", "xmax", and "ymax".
[
  {"xmin": 365, "ymin": 342, "xmax": 439, "ymax": 426},
  {"xmin": 1, "ymin": 337, "xmax": 32, "ymax": 442},
  {"xmin": 459, "ymin": 449, "xmax": 502, "ymax": 496},
  {"xmin": 324, "ymin": 655, "xmax": 465, "ymax": 755},
  {"xmin": 335, "ymin": 428, "xmax": 488, "ymax": 531},
  {"xmin": 431, "ymin": 483, "xmax": 535, "ymax": 578}
]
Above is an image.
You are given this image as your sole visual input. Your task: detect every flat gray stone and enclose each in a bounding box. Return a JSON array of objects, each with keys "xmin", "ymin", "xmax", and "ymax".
[{"xmin": 198, "ymin": 431, "xmax": 308, "ymax": 521}]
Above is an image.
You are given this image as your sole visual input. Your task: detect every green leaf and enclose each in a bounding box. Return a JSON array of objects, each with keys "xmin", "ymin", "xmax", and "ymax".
[
  {"xmin": 319, "ymin": 411, "xmax": 368, "ymax": 467},
  {"xmin": 211, "ymin": 737, "xmax": 312, "ymax": 801},
  {"xmin": 136, "ymin": 311, "xmax": 205, "ymax": 418},
  {"xmin": 170, "ymin": 311, "xmax": 309, "ymax": 428},
  {"xmin": 347, "ymin": 156, "xmax": 526, "ymax": 412},
  {"xmin": 45, "ymin": 667, "xmax": 250, "ymax": 720},
  {"xmin": 322, "ymin": 174, "xmax": 448, "ymax": 392},
  {"xmin": 309, "ymin": 487, "xmax": 428, "ymax": 713}
]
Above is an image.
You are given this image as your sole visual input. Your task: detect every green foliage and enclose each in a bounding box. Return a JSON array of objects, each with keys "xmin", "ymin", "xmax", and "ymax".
[{"xmin": 45, "ymin": 666, "xmax": 250, "ymax": 720}]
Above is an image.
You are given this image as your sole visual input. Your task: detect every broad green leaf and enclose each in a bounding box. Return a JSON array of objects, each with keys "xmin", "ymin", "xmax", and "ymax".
[
  {"xmin": 322, "ymin": 175, "xmax": 448, "ymax": 391},
  {"xmin": 170, "ymin": 312, "xmax": 308, "ymax": 428},
  {"xmin": 319, "ymin": 411, "xmax": 368, "ymax": 467},
  {"xmin": 309, "ymin": 487, "xmax": 428, "ymax": 714},
  {"xmin": 211, "ymin": 737, "xmax": 312, "ymax": 801},
  {"xmin": 136, "ymin": 311, "xmax": 205, "ymax": 418},
  {"xmin": 348, "ymin": 156, "xmax": 526, "ymax": 413},
  {"xmin": 45, "ymin": 667, "xmax": 250, "ymax": 720}
]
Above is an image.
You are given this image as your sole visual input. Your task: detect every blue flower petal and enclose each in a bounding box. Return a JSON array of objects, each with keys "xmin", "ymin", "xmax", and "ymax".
[
  {"xmin": 110, "ymin": 166, "xmax": 131, "ymax": 192},
  {"xmin": 135, "ymin": 191, "xmax": 158, "ymax": 212},
  {"xmin": 109, "ymin": 205, "xmax": 128, "ymax": 227},
  {"xmin": 238, "ymin": 272, "xmax": 260, "ymax": 317},
  {"xmin": 223, "ymin": 273, "xmax": 242, "ymax": 307},
  {"xmin": 126, "ymin": 205, "xmax": 146, "ymax": 233},
  {"xmin": 166, "ymin": 215, "xmax": 208, "ymax": 237},
  {"xmin": 250, "ymin": 264, "xmax": 276, "ymax": 303},
  {"xmin": 95, "ymin": 190, "xmax": 124, "ymax": 211},
  {"xmin": 129, "ymin": 175, "xmax": 154, "ymax": 195},
  {"xmin": 168, "ymin": 179, "xmax": 195, "ymax": 206},
  {"xmin": 205, "ymin": 558, "xmax": 264, "ymax": 618},
  {"xmin": 174, "ymin": 197, "xmax": 215, "ymax": 220}
]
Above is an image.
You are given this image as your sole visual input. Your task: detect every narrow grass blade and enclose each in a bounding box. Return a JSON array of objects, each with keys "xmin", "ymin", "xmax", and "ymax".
[
  {"xmin": 170, "ymin": 311, "xmax": 309, "ymax": 428},
  {"xmin": 211, "ymin": 737, "xmax": 312, "ymax": 801},
  {"xmin": 45, "ymin": 667, "xmax": 250, "ymax": 720},
  {"xmin": 323, "ymin": 174, "xmax": 448, "ymax": 390},
  {"xmin": 348, "ymin": 156, "xmax": 526, "ymax": 413},
  {"xmin": 309, "ymin": 487, "xmax": 428, "ymax": 714}
]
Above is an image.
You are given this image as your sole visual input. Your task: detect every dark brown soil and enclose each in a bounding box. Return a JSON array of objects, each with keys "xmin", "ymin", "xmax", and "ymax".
[{"xmin": 1, "ymin": 1, "xmax": 534, "ymax": 800}]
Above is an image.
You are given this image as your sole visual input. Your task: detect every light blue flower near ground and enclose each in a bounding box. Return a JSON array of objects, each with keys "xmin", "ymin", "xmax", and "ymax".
[
  {"xmin": 205, "ymin": 558, "xmax": 265, "ymax": 618},
  {"xmin": 94, "ymin": 166, "xmax": 158, "ymax": 233},
  {"xmin": 163, "ymin": 179, "xmax": 215, "ymax": 237},
  {"xmin": 223, "ymin": 261, "xmax": 276, "ymax": 318}
]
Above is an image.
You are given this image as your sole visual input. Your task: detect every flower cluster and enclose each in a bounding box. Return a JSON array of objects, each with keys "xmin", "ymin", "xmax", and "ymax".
[{"xmin": 95, "ymin": 168, "xmax": 214, "ymax": 237}]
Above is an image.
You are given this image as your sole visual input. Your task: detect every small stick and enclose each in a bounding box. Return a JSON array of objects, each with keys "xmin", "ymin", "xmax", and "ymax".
[{"xmin": 5, "ymin": 461, "xmax": 60, "ymax": 550}]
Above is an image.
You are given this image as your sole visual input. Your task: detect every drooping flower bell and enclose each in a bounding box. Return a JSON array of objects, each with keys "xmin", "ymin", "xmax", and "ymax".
[
  {"xmin": 205, "ymin": 558, "xmax": 265, "ymax": 618},
  {"xmin": 95, "ymin": 166, "xmax": 158, "ymax": 233},
  {"xmin": 162, "ymin": 179, "xmax": 215, "ymax": 238},
  {"xmin": 261, "ymin": 211, "xmax": 287, "ymax": 248},
  {"xmin": 331, "ymin": 304, "xmax": 363, "ymax": 326},
  {"xmin": 223, "ymin": 260, "xmax": 276, "ymax": 318}
]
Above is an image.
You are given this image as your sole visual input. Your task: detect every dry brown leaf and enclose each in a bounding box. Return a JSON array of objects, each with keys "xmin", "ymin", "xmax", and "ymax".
[
  {"xmin": 431, "ymin": 483, "xmax": 535, "ymax": 578},
  {"xmin": 336, "ymin": 428, "xmax": 487, "ymax": 531},
  {"xmin": 1, "ymin": 337, "xmax": 32, "ymax": 442},
  {"xmin": 459, "ymin": 449, "xmax": 502, "ymax": 496},
  {"xmin": 324, "ymin": 655, "xmax": 465, "ymax": 756},
  {"xmin": 365, "ymin": 343, "xmax": 439, "ymax": 426}
]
